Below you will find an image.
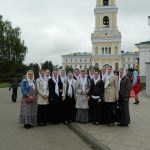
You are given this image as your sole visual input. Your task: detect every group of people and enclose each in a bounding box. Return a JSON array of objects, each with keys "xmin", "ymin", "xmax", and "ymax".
[{"xmin": 19, "ymin": 65, "xmax": 140, "ymax": 129}]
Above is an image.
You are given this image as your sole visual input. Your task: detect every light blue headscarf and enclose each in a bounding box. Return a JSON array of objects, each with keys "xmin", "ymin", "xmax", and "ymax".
[{"xmin": 133, "ymin": 71, "xmax": 138, "ymax": 86}]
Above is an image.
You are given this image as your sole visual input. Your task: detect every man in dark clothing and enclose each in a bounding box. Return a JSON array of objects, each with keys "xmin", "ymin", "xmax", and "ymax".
[{"xmin": 9, "ymin": 79, "xmax": 20, "ymax": 102}]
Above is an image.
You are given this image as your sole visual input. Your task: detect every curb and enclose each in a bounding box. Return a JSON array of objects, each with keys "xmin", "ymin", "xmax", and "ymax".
[{"xmin": 68, "ymin": 123, "xmax": 111, "ymax": 150}]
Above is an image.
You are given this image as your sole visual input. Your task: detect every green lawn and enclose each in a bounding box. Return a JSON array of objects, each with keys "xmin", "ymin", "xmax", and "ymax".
[
  {"xmin": 0, "ymin": 82, "xmax": 10, "ymax": 88},
  {"xmin": 140, "ymin": 83, "xmax": 146, "ymax": 91}
]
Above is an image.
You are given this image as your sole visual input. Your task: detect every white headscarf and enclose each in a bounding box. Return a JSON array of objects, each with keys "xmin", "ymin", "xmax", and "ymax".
[
  {"xmin": 74, "ymin": 67, "xmax": 80, "ymax": 80},
  {"xmin": 68, "ymin": 78, "xmax": 73, "ymax": 96},
  {"xmin": 102, "ymin": 71, "xmax": 107, "ymax": 81},
  {"xmin": 52, "ymin": 75, "xmax": 59, "ymax": 96},
  {"xmin": 39, "ymin": 72, "xmax": 47, "ymax": 96},
  {"xmin": 118, "ymin": 68, "xmax": 127, "ymax": 91},
  {"xmin": 80, "ymin": 75, "xmax": 87, "ymax": 91},
  {"xmin": 94, "ymin": 76, "xmax": 100, "ymax": 85},
  {"xmin": 105, "ymin": 66, "xmax": 114, "ymax": 89},
  {"xmin": 44, "ymin": 74, "xmax": 51, "ymax": 81},
  {"xmin": 89, "ymin": 69, "xmax": 94, "ymax": 80},
  {"xmin": 60, "ymin": 69, "xmax": 67, "ymax": 84},
  {"xmin": 26, "ymin": 70, "xmax": 35, "ymax": 90}
]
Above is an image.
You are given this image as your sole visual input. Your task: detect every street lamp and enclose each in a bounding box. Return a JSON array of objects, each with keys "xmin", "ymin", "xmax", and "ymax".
[{"xmin": 148, "ymin": 16, "xmax": 150, "ymax": 26}]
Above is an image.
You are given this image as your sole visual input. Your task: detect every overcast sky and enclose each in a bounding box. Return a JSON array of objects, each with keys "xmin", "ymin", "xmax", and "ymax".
[{"xmin": 0, "ymin": 0, "xmax": 150, "ymax": 65}]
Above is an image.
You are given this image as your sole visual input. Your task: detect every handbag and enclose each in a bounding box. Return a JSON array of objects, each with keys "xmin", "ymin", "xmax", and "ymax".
[
  {"xmin": 130, "ymin": 90, "xmax": 135, "ymax": 98},
  {"xmin": 25, "ymin": 96, "xmax": 33, "ymax": 103}
]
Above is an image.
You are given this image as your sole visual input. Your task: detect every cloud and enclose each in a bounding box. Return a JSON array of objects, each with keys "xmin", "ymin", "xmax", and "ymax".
[{"xmin": 0, "ymin": 0, "xmax": 150, "ymax": 65}]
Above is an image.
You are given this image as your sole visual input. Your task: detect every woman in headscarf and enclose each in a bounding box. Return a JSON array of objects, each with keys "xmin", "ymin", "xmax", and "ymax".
[
  {"xmin": 48, "ymin": 68, "xmax": 62, "ymax": 124},
  {"xmin": 88, "ymin": 70, "xmax": 104, "ymax": 125},
  {"xmin": 104, "ymin": 65, "xmax": 119, "ymax": 127},
  {"xmin": 118, "ymin": 68, "xmax": 132, "ymax": 127},
  {"xmin": 132, "ymin": 71, "xmax": 140, "ymax": 104},
  {"xmin": 59, "ymin": 69, "xmax": 67, "ymax": 84},
  {"xmin": 44, "ymin": 69, "xmax": 51, "ymax": 81},
  {"xmin": 87, "ymin": 67, "xmax": 95, "ymax": 80},
  {"xmin": 19, "ymin": 70, "xmax": 37, "ymax": 129},
  {"xmin": 59, "ymin": 69, "xmax": 67, "ymax": 122},
  {"xmin": 36, "ymin": 70, "xmax": 49, "ymax": 126},
  {"xmin": 62, "ymin": 71, "xmax": 77, "ymax": 125},
  {"xmin": 101, "ymin": 66, "xmax": 107, "ymax": 82},
  {"xmin": 76, "ymin": 69, "xmax": 90, "ymax": 123},
  {"xmin": 73, "ymin": 67, "xmax": 80, "ymax": 80}
]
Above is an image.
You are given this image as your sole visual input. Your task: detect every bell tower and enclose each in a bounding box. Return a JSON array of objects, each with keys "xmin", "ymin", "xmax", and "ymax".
[{"xmin": 91, "ymin": 0, "xmax": 122, "ymax": 70}]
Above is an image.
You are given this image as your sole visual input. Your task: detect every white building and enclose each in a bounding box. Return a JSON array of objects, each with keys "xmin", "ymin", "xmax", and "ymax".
[
  {"xmin": 121, "ymin": 51, "xmax": 139, "ymax": 70},
  {"xmin": 62, "ymin": 51, "xmax": 139, "ymax": 70},
  {"xmin": 135, "ymin": 41, "xmax": 150, "ymax": 82},
  {"xmin": 62, "ymin": 52, "xmax": 92, "ymax": 69}
]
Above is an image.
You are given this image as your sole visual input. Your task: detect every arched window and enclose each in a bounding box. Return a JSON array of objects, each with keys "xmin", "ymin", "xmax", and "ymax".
[
  {"xmin": 102, "ymin": 47, "xmax": 104, "ymax": 54},
  {"xmin": 109, "ymin": 47, "xmax": 111, "ymax": 54},
  {"xmin": 103, "ymin": 16, "xmax": 109, "ymax": 27},
  {"xmin": 103, "ymin": 0, "xmax": 109, "ymax": 6},
  {"xmin": 105, "ymin": 47, "xmax": 108, "ymax": 54}
]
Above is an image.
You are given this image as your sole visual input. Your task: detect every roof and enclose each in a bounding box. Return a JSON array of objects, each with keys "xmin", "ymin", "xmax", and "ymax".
[
  {"xmin": 62, "ymin": 52, "xmax": 92, "ymax": 57},
  {"xmin": 135, "ymin": 41, "xmax": 150, "ymax": 45}
]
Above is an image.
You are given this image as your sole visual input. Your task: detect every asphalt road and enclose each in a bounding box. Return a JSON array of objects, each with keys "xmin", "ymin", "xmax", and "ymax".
[{"xmin": 0, "ymin": 88, "xmax": 91, "ymax": 150}]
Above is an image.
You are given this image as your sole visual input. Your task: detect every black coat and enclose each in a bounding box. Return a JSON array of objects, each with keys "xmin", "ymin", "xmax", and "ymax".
[
  {"xmin": 48, "ymin": 78, "xmax": 62, "ymax": 102},
  {"xmin": 88, "ymin": 79, "xmax": 104, "ymax": 100}
]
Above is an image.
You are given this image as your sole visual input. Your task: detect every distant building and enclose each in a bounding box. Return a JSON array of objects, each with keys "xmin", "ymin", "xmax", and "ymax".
[
  {"xmin": 62, "ymin": 51, "xmax": 139, "ymax": 70},
  {"xmin": 135, "ymin": 41, "xmax": 150, "ymax": 83},
  {"xmin": 62, "ymin": 52, "xmax": 92, "ymax": 69},
  {"xmin": 121, "ymin": 51, "xmax": 139, "ymax": 70}
]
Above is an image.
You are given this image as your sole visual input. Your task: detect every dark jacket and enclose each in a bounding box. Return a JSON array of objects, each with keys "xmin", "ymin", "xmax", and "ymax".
[
  {"xmin": 88, "ymin": 79, "xmax": 104, "ymax": 100},
  {"xmin": 119, "ymin": 76, "xmax": 132, "ymax": 98},
  {"xmin": 48, "ymin": 78, "xmax": 62, "ymax": 101},
  {"xmin": 9, "ymin": 83, "xmax": 20, "ymax": 91}
]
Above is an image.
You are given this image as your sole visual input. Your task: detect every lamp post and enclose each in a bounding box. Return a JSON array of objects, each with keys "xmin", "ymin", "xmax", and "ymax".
[{"xmin": 148, "ymin": 16, "xmax": 150, "ymax": 26}]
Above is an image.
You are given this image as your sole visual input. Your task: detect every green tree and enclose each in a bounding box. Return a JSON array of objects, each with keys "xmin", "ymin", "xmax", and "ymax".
[
  {"xmin": 0, "ymin": 15, "xmax": 27, "ymax": 73},
  {"xmin": 41, "ymin": 61, "xmax": 54, "ymax": 75},
  {"xmin": 65, "ymin": 65, "xmax": 73, "ymax": 74}
]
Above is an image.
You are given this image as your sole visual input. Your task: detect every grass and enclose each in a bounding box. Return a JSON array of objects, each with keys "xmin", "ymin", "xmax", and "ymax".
[
  {"xmin": 0, "ymin": 82, "xmax": 11, "ymax": 88},
  {"xmin": 140, "ymin": 83, "xmax": 146, "ymax": 91}
]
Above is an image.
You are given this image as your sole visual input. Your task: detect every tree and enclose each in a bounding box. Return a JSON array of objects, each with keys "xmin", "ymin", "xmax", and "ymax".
[
  {"xmin": 41, "ymin": 61, "xmax": 54, "ymax": 75},
  {"xmin": 0, "ymin": 15, "xmax": 27, "ymax": 73},
  {"xmin": 65, "ymin": 65, "xmax": 73, "ymax": 74}
]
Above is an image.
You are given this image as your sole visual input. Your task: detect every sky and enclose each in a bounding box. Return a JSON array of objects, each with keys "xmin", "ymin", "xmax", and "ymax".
[{"xmin": 0, "ymin": 0, "xmax": 150, "ymax": 65}]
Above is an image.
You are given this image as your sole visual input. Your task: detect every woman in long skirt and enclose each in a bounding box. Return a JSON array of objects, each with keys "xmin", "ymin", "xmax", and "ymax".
[
  {"xmin": 118, "ymin": 68, "xmax": 132, "ymax": 127},
  {"xmin": 19, "ymin": 70, "xmax": 37, "ymax": 129},
  {"xmin": 76, "ymin": 69, "xmax": 90, "ymax": 123},
  {"xmin": 104, "ymin": 65, "xmax": 119, "ymax": 127},
  {"xmin": 132, "ymin": 71, "xmax": 140, "ymax": 104},
  {"xmin": 88, "ymin": 70, "xmax": 104, "ymax": 125},
  {"xmin": 36, "ymin": 70, "xmax": 49, "ymax": 126},
  {"xmin": 62, "ymin": 71, "xmax": 77, "ymax": 125},
  {"xmin": 48, "ymin": 69, "xmax": 62, "ymax": 124}
]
